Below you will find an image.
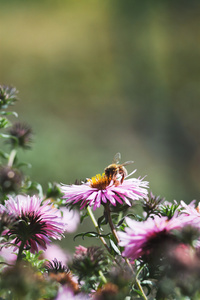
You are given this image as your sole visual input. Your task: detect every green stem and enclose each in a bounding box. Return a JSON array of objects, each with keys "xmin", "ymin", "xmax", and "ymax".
[
  {"xmin": 104, "ymin": 203, "xmax": 134, "ymax": 274},
  {"xmin": 104, "ymin": 203, "xmax": 120, "ymax": 243},
  {"xmin": 135, "ymin": 265, "xmax": 148, "ymax": 300},
  {"xmin": 8, "ymin": 149, "xmax": 17, "ymax": 167},
  {"xmin": 16, "ymin": 240, "xmax": 25, "ymax": 262},
  {"xmin": 87, "ymin": 206, "xmax": 110, "ymax": 253}
]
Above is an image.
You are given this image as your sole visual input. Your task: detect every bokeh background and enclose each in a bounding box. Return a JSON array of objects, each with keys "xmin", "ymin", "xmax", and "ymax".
[{"xmin": 1, "ymin": 0, "xmax": 200, "ymax": 251}]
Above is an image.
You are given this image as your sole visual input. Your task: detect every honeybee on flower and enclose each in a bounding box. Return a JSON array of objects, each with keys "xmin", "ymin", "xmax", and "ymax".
[
  {"xmin": 104, "ymin": 152, "xmax": 134, "ymax": 186},
  {"xmin": 61, "ymin": 154, "xmax": 148, "ymax": 210}
]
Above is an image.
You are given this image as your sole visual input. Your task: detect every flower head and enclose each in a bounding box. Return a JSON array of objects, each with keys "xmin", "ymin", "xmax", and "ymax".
[
  {"xmin": 46, "ymin": 259, "xmax": 79, "ymax": 293},
  {"xmin": 118, "ymin": 215, "xmax": 192, "ymax": 261},
  {"xmin": 0, "ymin": 165, "xmax": 22, "ymax": 193},
  {"xmin": 61, "ymin": 171, "xmax": 148, "ymax": 210},
  {"xmin": 0, "ymin": 195, "xmax": 64, "ymax": 253},
  {"xmin": 142, "ymin": 191, "xmax": 164, "ymax": 216},
  {"xmin": 180, "ymin": 200, "xmax": 200, "ymax": 226},
  {"xmin": 7, "ymin": 122, "xmax": 33, "ymax": 149},
  {"xmin": 71, "ymin": 246, "xmax": 107, "ymax": 282},
  {"xmin": 0, "ymin": 85, "xmax": 18, "ymax": 109}
]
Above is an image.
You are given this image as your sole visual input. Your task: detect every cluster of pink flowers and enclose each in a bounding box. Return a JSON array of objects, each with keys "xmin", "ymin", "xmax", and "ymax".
[{"xmin": 2, "ymin": 151, "xmax": 200, "ymax": 299}]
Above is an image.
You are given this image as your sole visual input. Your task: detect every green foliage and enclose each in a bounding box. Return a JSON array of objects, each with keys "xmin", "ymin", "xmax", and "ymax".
[{"xmin": 23, "ymin": 250, "xmax": 46, "ymax": 272}]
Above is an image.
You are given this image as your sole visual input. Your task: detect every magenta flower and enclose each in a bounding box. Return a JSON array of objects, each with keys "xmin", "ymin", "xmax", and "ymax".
[
  {"xmin": 61, "ymin": 171, "xmax": 149, "ymax": 210},
  {"xmin": 118, "ymin": 215, "xmax": 192, "ymax": 261},
  {"xmin": 0, "ymin": 195, "xmax": 65, "ymax": 253}
]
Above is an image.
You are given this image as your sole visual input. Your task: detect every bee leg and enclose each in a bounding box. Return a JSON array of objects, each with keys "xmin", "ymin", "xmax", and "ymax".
[{"xmin": 120, "ymin": 174, "xmax": 125, "ymax": 184}]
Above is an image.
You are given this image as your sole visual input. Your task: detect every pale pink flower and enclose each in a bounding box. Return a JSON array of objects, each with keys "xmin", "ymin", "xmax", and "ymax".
[
  {"xmin": 56, "ymin": 286, "xmax": 88, "ymax": 300},
  {"xmin": 0, "ymin": 246, "xmax": 16, "ymax": 263},
  {"xmin": 0, "ymin": 195, "xmax": 65, "ymax": 253},
  {"xmin": 118, "ymin": 214, "xmax": 192, "ymax": 261},
  {"xmin": 43, "ymin": 244, "xmax": 69, "ymax": 264},
  {"xmin": 58, "ymin": 207, "xmax": 80, "ymax": 233},
  {"xmin": 180, "ymin": 200, "xmax": 200, "ymax": 226},
  {"xmin": 61, "ymin": 171, "xmax": 148, "ymax": 210}
]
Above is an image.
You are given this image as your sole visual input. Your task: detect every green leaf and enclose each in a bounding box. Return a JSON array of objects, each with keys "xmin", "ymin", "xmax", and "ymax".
[
  {"xmin": 0, "ymin": 117, "xmax": 10, "ymax": 128},
  {"xmin": 16, "ymin": 162, "xmax": 32, "ymax": 169},
  {"xmin": 117, "ymin": 217, "xmax": 125, "ymax": 227},
  {"xmin": 0, "ymin": 133, "xmax": 12, "ymax": 139},
  {"xmin": 131, "ymin": 287, "xmax": 144, "ymax": 297},
  {"xmin": 0, "ymin": 111, "xmax": 18, "ymax": 117},
  {"xmin": 73, "ymin": 231, "xmax": 111, "ymax": 241},
  {"xmin": 80, "ymin": 211, "xmax": 89, "ymax": 223},
  {"xmin": 73, "ymin": 231, "xmax": 99, "ymax": 240},
  {"xmin": 22, "ymin": 181, "xmax": 43, "ymax": 198},
  {"xmin": 0, "ymin": 150, "xmax": 9, "ymax": 159},
  {"xmin": 109, "ymin": 239, "xmax": 121, "ymax": 255},
  {"xmin": 98, "ymin": 215, "xmax": 107, "ymax": 228}
]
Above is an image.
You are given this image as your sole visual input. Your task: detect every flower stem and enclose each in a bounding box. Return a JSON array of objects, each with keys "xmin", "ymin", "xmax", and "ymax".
[
  {"xmin": 104, "ymin": 203, "xmax": 134, "ymax": 274},
  {"xmin": 16, "ymin": 240, "xmax": 25, "ymax": 262},
  {"xmin": 8, "ymin": 149, "xmax": 17, "ymax": 167},
  {"xmin": 104, "ymin": 203, "xmax": 120, "ymax": 243},
  {"xmin": 87, "ymin": 206, "xmax": 110, "ymax": 253},
  {"xmin": 135, "ymin": 265, "xmax": 148, "ymax": 300}
]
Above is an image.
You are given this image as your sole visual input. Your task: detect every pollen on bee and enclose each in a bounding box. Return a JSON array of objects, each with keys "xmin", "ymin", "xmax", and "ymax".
[{"xmin": 88, "ymin": 173, "xmax": 111, "ymax": 189}]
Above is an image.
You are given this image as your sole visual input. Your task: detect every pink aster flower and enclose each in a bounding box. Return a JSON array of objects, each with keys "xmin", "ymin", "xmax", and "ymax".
[
  {"xmin": 43, "ymin": 244, "xmax": 70, "ymax": 265},
  {"xmin": 61, "ymin": 170, "xmax": 149, "ymax": 210},
  {"xmin": 58, "ymin": 207, "xmax": 80, "ymax": 233},
  {"xmin": 118, "ymin": 214, "xmax": 192, "ymax": 261},
  {"xmin": 0, "ymin": 195, "xmax": 65, "ymax": 253},
  {"xmin": 180, "ymin": 200, "xmax": 200, "ymax": 227},
  {"xmin": 0, "ymin": 245, "xmax": 17, "ymax": 264}
]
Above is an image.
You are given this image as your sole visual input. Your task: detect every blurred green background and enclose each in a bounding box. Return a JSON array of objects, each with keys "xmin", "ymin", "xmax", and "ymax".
[{"xmin": 1, "ymin": 1, "xmax": 200, "ymax": 204}]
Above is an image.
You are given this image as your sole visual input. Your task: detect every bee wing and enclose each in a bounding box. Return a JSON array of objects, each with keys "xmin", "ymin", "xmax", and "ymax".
[
  {"xmin": 122, "ymin": 160, "xmax": 134, "ymax": 166},
  {"xmin": 113, "ymin": 152, "xmax": 121, "ymax": 164}
]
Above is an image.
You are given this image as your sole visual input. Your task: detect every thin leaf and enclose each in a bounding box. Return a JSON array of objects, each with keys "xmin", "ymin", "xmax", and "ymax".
[
  {"xmin": 0, "ymin": 150, "xmax": 9, "ymax": 159},
  {"xmin": 117, "ymin": 217, "xmax": 125, "ymax": 227},
  {"xmin": 73, "ymin": 231, "xmax": 99, "ymax": 241},
  {"xmin": 131, "ymin": 287, "xmax": 144, "ymax": 297},
  {"xmin": 0, "ymin": 111, "xmax": 18, "ymax": 117},
  {"xmin": 80, "ymin": 211, "xmax": 89, "ymax": 223},
  {"xmin": 73, "ymin": 231, "xmax": 111, "ymax": 241},
  {"xmin": 98, "ymin": 215, "xmax": 107, "ymax": 228},
  {"xmin": 16, "ymin": 162, "xmax": 32, "ymax": 168},
  {"xmin": 0, "ymin": 133, "xmax": 12, "ymax": 139},
  {"xmin": 109, "ymin": 239, "xmax": 121, "ymax": 255}
]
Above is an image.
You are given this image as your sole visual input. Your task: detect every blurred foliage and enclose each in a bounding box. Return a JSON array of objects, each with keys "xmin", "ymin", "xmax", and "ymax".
[{"xmin": 0, "ymin": 0, "xmax": 200, "ymax": 204}]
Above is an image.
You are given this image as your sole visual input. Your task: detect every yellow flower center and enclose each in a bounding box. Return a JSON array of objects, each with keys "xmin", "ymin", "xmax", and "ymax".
[{"xmin": 88, "ymin": 173, "xmax": 111, "ymax": 190}]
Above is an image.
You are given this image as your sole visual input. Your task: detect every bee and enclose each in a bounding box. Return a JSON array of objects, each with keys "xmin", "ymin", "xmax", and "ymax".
[{"xmin": 104, "ymin": 152, "xmax": 134, "ymax": 185}]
